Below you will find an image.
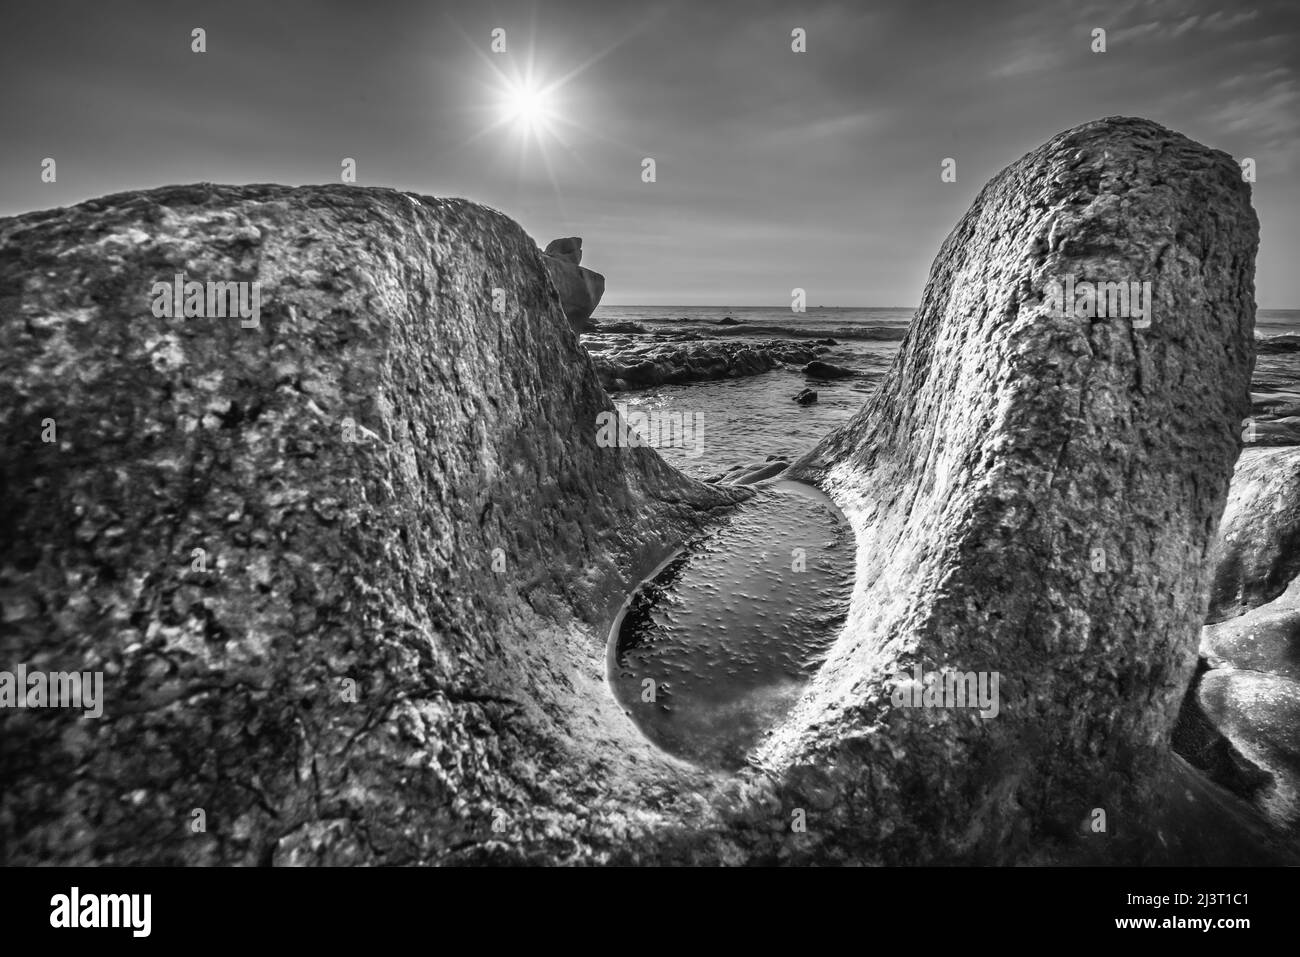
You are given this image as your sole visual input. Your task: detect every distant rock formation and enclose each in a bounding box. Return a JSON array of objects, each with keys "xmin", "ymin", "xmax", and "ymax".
[
  {"xmin": 0, "ymin": 118, "xmax": 1285, "ymax": 865},
  {"xmin": 583, "ymin": 332, "xmax": 824, "ymax": 391},
  {"xmin": 541, "ymin": 236, "xmax": 604, "ymax": 331},
  {"xmin": 544, "ymin": 236, "xmax": 583, "ymax": 264},
  {"xmin": 587, "ymin": 319, "xmax": 647, "ymax": 335},
  {"xmin": 705, "ymin": 323, "xmax": 906, "ymax": 341}
]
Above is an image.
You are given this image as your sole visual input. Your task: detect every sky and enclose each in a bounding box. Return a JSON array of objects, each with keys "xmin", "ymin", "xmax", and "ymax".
[{"xmin": 1, "ymin": 0, "xmax": 1296, "ymax": 306}]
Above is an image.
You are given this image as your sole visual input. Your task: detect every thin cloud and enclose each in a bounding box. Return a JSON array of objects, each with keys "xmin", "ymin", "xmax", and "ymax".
[{"xmin": 991, "ymin": 50, "xmax": 1057, "ymax": 77}]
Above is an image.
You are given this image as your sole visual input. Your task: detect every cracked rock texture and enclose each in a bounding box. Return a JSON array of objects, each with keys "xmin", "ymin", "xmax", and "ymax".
[
  {"xmin": 0, "ymin": 117, "xmax": 1290, "ymax": 865},
  {"xmin": 0, "ymin": 183, "xmax": 746, "ymax": 865}
]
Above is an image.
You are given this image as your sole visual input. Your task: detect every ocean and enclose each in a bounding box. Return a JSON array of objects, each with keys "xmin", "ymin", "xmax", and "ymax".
[{"xmin": 592, "ymin": 305, "xmax": 1300, "ymax": 479}]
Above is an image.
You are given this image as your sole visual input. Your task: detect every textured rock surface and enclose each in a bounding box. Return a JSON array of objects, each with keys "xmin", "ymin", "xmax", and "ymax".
[
  {"xmin": 771, "ymin": 116, "xmax": 1278, "ymax": 862},
  {"xmin": 1198, "ymin": 670, "xmax": 1300, "ymax": 828},
  {"xmin": 1, "ymin": 116, "xmax": 1287, "ymax": 866},
  {"xmin": 1203, "ymin": 574, "xmax": 1300, "ymax": 680},
  {"xmin": 1187, "ymin": 445, "xmax": 1300, "ymax": 831},
  {"xmin": 0, "ymin": 183, "xmax": 748, "ymax": 865},
  {"xmin": 1206, "ymin": 447, "xmax": 1300, "ymax": 621}
]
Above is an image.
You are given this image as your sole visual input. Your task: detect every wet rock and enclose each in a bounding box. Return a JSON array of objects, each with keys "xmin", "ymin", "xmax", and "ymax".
[
  {"xmin": 730, "ymin": 460, "xmax": 789, "ymax": 485},
  {"xmin": 1185, "ymin": 445, "xmax": 1300, "ymax": 831},
  {"xmin": 801, "ymin": 360, "xmax": 854, "ymax": 379},
  {"xmin": 794, "ymin": 388, "xmax": 818, "ymax": 405},
  {"xmin": 1203, "ymin": 574, "xmax": 1300, "ymax": 681},
  {"xmin": 583, "ymin": 334, "xmax": 819, "ymax": 391},
  {"xmin": 1199, "ymin": 670, "xmax": 1300, "ymax": 828},
  {"xmin": 1206, "ymin": 447, "xmax": 1300, "ymax": 621}
]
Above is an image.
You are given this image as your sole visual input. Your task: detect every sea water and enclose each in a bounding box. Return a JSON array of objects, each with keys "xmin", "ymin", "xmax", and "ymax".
[
  {"xmin": 598, "ymin": 305, "xmax": 1300, "ymax": 770},
  {"xmin": 594, "ymin": 305, "xmax": 1300, "ymax": 478},
  {"xmin": 608, "ymin": 481, "xmax": 854, "ymax": 771}
]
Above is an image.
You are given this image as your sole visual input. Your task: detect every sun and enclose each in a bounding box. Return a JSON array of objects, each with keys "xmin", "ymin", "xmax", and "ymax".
[{"xmin": 500, "ymin": 79, "xmax": 553, "ymax": 134}]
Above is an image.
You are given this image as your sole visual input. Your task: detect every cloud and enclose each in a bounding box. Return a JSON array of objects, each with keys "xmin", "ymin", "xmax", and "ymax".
[
  {"xmin": 1201, "ymin": 9, "xmax": 1261, "ymax": 31},
  {"xmin": 1110, "ymin": 20, "xmax": 1162, "ymax": 43},
  {"xmin": 991, "ymin": 50, "xmax": 1058, "ymax": 77},
  {"xmin": 1206, "ymin": 75, "xmax": 1300, "ymax": 164},
  {"xmin": 790, "ymin": 111, "xmax": 879, "ymax": 140}
]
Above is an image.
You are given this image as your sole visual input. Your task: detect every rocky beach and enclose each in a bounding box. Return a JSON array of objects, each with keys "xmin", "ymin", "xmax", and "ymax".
[{"xmin": 2, "ymin": 116, "xmax": 1298, "ymax": 866}]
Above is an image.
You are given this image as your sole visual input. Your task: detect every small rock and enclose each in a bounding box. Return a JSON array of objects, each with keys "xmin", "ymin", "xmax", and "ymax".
[
  {"xmin": 730, "ymin": 460, "xmax": 789, "ymax": 485},
  {"xmin": 802, "ymin": 360, "xmax": 854, "ymax": 379},
  {"xmin": 794, "ymin": 388, "xmax": 818, "ymax": 405}
]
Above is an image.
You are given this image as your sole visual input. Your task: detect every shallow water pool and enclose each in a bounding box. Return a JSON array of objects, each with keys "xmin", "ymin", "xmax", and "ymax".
[{"xmin": 607, "ymin": 480, "xmax": 855, "ymax": 771}]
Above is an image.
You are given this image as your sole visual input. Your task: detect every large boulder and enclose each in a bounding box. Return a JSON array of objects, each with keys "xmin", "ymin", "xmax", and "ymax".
[
  {"xmin": 541, "ymin": 237, "xmax": 604, "ymax": 331},
  {"xmin": 770, "ymin": 115, "xmax": 1270, "ymax": 862},
  {"xmin": 0, "ymin": 183, "xmax": 745, "ymax": 865}
]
